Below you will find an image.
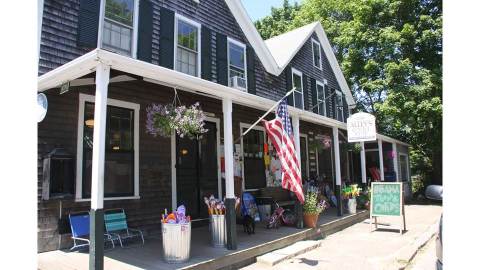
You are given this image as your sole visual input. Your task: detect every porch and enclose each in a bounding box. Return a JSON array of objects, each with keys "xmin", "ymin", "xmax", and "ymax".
[{"xmin": 38, "ymin": 209, "xmax": 369, "ymax": 270}]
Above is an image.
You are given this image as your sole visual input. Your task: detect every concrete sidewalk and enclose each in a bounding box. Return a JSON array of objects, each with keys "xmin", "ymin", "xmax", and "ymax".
[{"xmin": 241, "ymin": 204, "xmax": 442, "ymax": 270}]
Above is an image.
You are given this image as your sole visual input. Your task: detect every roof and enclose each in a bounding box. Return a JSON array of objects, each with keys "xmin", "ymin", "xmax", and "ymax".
[
  {"xmin": 265, "ymin": 22, "xmax": 318, "ymax": 69},
  {"xmin": 224, "ymin": 0, "xmax": 355, "ymax": 106}
]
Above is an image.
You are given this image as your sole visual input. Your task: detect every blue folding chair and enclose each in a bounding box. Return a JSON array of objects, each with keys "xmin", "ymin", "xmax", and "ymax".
[
  {"xmin": 104, "ymin": 209, "xmax": 144, "ymax": 248},
  {"xmin": 68, "ymin": 212, "xmax": 115, "ymax": 251}
]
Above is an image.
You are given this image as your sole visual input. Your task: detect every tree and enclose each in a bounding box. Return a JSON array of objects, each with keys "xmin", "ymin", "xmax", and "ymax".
[
  {"xmin": 255, "ymin": 0, "xmax": 443, "ymax": 185},
  {"xmin": 254, "ymin": 0, "xmax": 301, "ymax": 40}
]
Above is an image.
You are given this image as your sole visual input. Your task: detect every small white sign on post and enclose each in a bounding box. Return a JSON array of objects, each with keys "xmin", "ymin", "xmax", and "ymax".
[{"xmin": 347, "ymin": 112, "xmax": 376, "ymax": 142}]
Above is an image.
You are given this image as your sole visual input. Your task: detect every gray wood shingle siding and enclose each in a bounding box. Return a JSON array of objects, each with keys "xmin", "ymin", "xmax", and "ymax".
[{"xmin": 39, "ymin": 1, "xmax": 349, "ymax": 122}]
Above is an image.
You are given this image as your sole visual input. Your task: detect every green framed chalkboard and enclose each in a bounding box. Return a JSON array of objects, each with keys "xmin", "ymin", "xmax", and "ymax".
[{"xmin": 370, "ymin": 182, "xmax": 406, "ymax": 234}]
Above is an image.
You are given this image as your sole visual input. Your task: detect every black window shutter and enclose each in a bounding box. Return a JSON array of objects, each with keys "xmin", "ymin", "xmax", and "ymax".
[
  {"xmin": 302, "ymin": 74, "xmax": 309, "ymax": 110},
  {"xmin": 310, "ymin": 78, "xmax": 318, "ymax": 114},
  {"xmin": 77, "ymin": 0, "xmax": 101, "ymax": 48},
  {"xmin": 342, "ymin": 93, "xmax": 349, "ymax": 121},
  {"xmin": 159, "ymin": 7, "xmax": 175, "ymax": 69},
  {"xmin": 285, "ymin": 66, "xmax": 293, "ymax": 106},
  {"xmin": 246, "ymin": 45, "xmax": 256, "ymax": 95},
  {"xmin": 137, "ymin": 0, "xmax": 153, "ymax": 62},
  {"xmin": 201, "ymin": 26, "xmax": 212, "ymax": 80},
  {"xmin": 216, "ymin": 33, "xmax": 228, "ymax": 86}
]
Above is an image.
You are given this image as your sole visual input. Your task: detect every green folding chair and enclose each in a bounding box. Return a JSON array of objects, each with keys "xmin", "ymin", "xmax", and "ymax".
[{"xmin": 104, "ymin": 209, "xmax": 144, "ymax": 248}]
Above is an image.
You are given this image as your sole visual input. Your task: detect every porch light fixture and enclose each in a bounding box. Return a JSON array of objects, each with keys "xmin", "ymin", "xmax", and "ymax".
[
  {"xmin": 181, "ymin": 149, "xmax": 188, "ymax": 155},
  {"xmin": 85, "ymin": 119, "xmax": 94, "ymax": 128}
]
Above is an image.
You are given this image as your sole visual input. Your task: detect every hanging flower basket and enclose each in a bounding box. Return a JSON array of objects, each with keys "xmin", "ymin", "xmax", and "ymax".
[{"xmin": 146, "ymin": 102, "xmax": 208, "ymax": 139}]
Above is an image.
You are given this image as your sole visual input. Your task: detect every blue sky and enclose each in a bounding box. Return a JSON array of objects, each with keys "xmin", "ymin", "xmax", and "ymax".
[{"xmin": 241, "ymin": 0, "xmax": 301, "ymax": 22}]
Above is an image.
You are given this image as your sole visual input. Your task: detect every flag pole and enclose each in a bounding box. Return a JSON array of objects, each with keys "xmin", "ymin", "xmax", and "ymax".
[{"xmin": 234, "ymin": 88, "xmax": 296, "ymax": 144}]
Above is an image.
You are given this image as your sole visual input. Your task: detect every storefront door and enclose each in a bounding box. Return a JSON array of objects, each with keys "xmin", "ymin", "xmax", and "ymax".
[{"xmin": 176, "ymin": 120, "xmax": 219, "ymax": 220}]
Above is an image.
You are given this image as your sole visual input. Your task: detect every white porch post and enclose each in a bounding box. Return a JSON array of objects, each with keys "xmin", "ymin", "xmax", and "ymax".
[
  {"xmin": 392, "ymin": 143, "xmax": 399, "ymax": 182},
  {"xmin": 291, "ymin": 115, "xmax": 303, "ymax": 228},
  {"xmin": 360, "ymin": 141, "xmax": 367, "ymax": 184},
  {"xmin": 222, "ymin": 98, "xmax": 237, "ymax": 250},
  {"xmin": 378, "ymin": 139, "xmax": 384, "ymax": 181},
  {"xmin": 333, "ymin": 127, "xmax": 343, "ymax": 216},
  {"xmin": 90, "ymin": 63, "xmax": 110, "ymax": 270}
]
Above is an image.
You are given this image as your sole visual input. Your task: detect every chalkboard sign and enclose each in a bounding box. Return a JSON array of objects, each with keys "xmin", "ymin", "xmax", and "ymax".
[{"xmin": 370, "ymin": 182, "xmax": 406, "ymax": 234}]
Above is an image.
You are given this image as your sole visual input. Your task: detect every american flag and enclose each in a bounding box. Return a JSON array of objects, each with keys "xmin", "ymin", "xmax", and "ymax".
[{"xmin": 263, "ymin": 98, "xmax": 305, "ymax": 203}]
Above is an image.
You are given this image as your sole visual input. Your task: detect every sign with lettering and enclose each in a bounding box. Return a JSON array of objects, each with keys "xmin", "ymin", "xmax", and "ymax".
[
  {"xmin": 347, "ymin": 112, "xmax": 376, "ymax": 142},
  {"xmin": 370, "ymin": 182, "xmax": 406, "ymax": 234}
]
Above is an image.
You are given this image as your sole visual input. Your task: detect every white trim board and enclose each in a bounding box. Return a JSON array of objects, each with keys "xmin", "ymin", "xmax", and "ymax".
[
  {"xmin": 75, "ymin": 93, "xmax": 140, "ymax": 201},
  {"xmin": 37, "ymin": 49, "xmax": 409, "ymax": 147}
]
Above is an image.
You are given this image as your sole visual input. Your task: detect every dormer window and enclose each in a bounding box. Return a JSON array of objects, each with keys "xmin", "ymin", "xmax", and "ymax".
[
  {"xmin": 102, "ymin": 0, "xmax": 136, "ymax": 57},
  {"xmin": 175, "ymin": 15, "xmax": 201, "ymax": 77},
  {"xmin": 228, "ymin": 38, "xmax": 247, "ymax": 91},
  {"xmin": 312, "ymin": 39, "xmax": 322, "ymax": 69}
]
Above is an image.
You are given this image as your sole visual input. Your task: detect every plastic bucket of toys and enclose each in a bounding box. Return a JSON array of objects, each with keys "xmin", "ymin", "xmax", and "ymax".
[
  {"xmin": 161, "ymin": 205, "xmax": 191, "ymax": 263},
  {"xmin": 210, "ymin": 214, "xmax": 226, "ymax": 247}
]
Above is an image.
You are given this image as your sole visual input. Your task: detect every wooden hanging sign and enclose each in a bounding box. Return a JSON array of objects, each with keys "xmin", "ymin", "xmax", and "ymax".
[{"xmin": 370, "ymin": 182, "xmax": 406, "ymax": 234}]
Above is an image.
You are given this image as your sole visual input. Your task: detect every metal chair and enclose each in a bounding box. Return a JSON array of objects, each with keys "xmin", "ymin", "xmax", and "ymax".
[
  {"xmin": 68, "ymin": 212, "xmax": 115, "ymax": 251},
  {"xmin": 104, "ymin": 209, "xmax": 144, "ymax": 248}
]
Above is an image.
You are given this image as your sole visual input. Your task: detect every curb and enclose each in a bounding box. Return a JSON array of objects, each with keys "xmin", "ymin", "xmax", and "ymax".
[{"xmin": 393, "ymin": 221, "xmax": 439, "ymax": 269}]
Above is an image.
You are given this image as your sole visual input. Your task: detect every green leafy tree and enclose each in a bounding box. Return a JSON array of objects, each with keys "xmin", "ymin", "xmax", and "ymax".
[
  {"xmin": 255, "ymin": 0, "xmax": 442, "ymax": 184},
  {"xmin": 254, "ymin": 0, "xmax": 301, "ymax": 40}
]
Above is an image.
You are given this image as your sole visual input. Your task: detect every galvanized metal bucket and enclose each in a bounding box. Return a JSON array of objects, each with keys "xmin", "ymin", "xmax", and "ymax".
[
  {"xmin": 162, "ymin": 222, "xmax": 191, "ymax": 263},
  {"xmin": 210, "ymin": 215, "xmax": 226, "ymax": 247},
  {"xmin": 347, "ymin": 198, "xmax": 357, "ymax": 214}
]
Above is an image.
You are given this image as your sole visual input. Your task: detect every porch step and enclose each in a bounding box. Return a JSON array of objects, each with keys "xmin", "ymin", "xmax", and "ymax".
[{"xmin": 255, "ymin": 240, "xmax": 321, "ymax": 266}]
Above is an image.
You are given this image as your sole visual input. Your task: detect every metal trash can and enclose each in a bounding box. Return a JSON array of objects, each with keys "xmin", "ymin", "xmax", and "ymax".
[
  {"xmin": 210, "ymin": 215, "xmax": 226, "ymax": 247},
  {"xmin": 162, "ymin": 222, "xmax": 191, "ymax": 263}
]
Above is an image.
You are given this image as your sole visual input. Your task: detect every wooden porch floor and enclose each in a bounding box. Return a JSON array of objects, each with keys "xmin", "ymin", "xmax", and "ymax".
[{"xmin": 38, "ymin": 208, "xmax": 368, "ymax": 270}]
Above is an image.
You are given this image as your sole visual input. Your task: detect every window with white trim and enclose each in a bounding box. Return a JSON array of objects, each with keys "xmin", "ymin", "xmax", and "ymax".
[
  {"xmin": 102, "ymin": 0, "xmax": 136, "ymax": 56},
  {"xmin": 335, "ymin": 90, "xmax": 344, "ymax": 122},
  {"xmin": 316, "ymin": 81, "xmax": 326, "ymax": 116},
  {"xmin": 291, "ymin": 68, "xmax": 304, "ymax": 109},
  {"xmin": 228, "ymin": 38, "xmax": 247, "ymax": 90},
  {"xmin": 76, "ymin": 94, "xmax": 139, "ymax": 200},
  {"xmin": 312, "ymin": 38, "xmax": 322, "ymax": 69},
  {"xmin": 175, "ymin": 15, "xmax": 201, "ymax": 77}
]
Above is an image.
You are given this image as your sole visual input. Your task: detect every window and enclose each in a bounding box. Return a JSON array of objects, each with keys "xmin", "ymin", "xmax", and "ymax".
[
  {"xmin": 241, "ymin": 126, "xmax": 266, "ymax": 190},
  {"xmin": 76, "ymin": 94, "xmax": 139, "ymax": 200},
  {"xmin": 312, "ymin": 39, "xmax": 322, "ymax": 69},
  {"xmin": 399, "ymin": 154, "xmax": 409, "ymax": 181},
  {"xmin": 228, "ymin": 38, "xmax": 247, "ymax": 90},
  {"xmin": 300, "ymin": 135, "xmax": 309, "ymax": 181},
  {"xmin": 335, "ymin": 90, "xmax": 344, "ymax": 122},
  {"xmin": 102, "ymin": 0, "xmax": 136, "ymax": 56},
  {"xmin": 291, "ymin": 68, "xmax": 304, "ymax": 109},
  {"xmin": 175, "ymin": 15, "xmax": 201, "ymax": 77},
  {"xmin": 316, "ymin": 81, "xmax": 326, "ymax": 116}
]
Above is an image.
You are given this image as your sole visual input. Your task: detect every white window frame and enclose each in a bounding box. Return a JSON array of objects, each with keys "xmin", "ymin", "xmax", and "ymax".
[
  {"xmin": 311, "ymin": 38, "xmax": 322, "ymax": 70},
  {"xmin": 315, "ymin": 80, "xmax": 327, "ymax": 116},
  {"xmin": 97, "ymin": 0, "xmax": 139, "ymax": 58},
  {"xmin": 291, "ymin": 68, "xmax": 304, "ymax": 110},
  {"xmin": 240, "ymin": 123, "xmax": 266, "ymax": 191},
  {"xmin": 227, "ymin": 37, "xmax": 248, "ymax": 91},
  {"xmin": 335, "ymin": 89, "xmax": 344, "ymax": 122},
  {"xmin": 300, "ymin": 133, "xmax": 309, "ymax": 179},
  {"xmin": 174, "ymin": 13, "xmax": 202, "ymax": 77},
  {"xmin": 75, "ymin": 93, "xmax": 140, "ymax": 201}
]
